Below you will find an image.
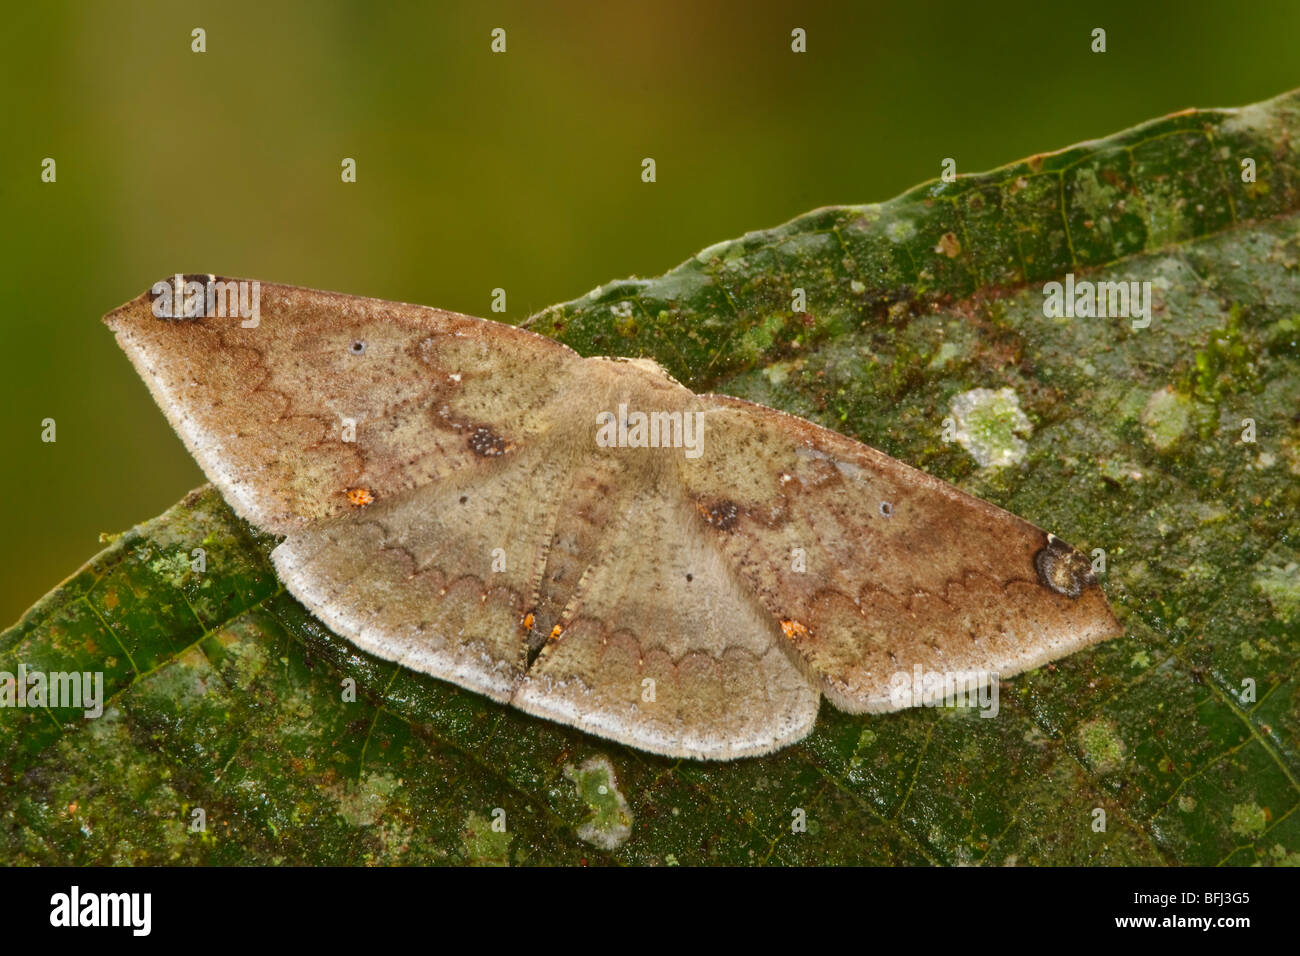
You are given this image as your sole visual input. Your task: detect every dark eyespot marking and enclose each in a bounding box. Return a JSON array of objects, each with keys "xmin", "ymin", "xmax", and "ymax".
[
  {"xmin": 879, "ymin": 501, "xmax": 894, "ymax": 518},
  {"xmin": 468, "ymin": 425, "xmax": 509, "ymax": 458},
  {"xmin": 348, "ymin": 340, "xmax": 366, "ymax": 355},
  {"xmin": 685, "ymin": 573, "xmax": 694, "ymax": 582},
  {"xmin": 149, "ymin": 274, "xmax": 219, "ymax": 321},
  {"xmin": 697, "ymin": 500, "xmax": 740, "ymax": 531},
  {"xmin": 1034, "ymin": 533, "xmax": 1096, "ymax": 599}
]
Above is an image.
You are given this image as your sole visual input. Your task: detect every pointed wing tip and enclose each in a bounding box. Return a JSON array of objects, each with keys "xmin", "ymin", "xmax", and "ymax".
[
  {"xmin": 1035, "ymin": 532, "xmax": 1126, "ymax": 643},
  {"xmin": 1022, "ymin": 582, "xmax": 1125, "ymax": 674},
  {"xmin": 1081, "ymin": 590, "xmax": 1126, "ymax": 649},
  {"xmin": 102, "ymin": 274, "xmax": 243, "ymax": 331},
  {"xmin": 102, "ymin": 292, "xmax": 146, "ymax": 331},
  {"xmin": 103, "ymin": 278, "xmax": 178, "ymax": 333},
  {"xmin": 1095, "ymin": 591, "xmax": 1125, "ymax": 640}
]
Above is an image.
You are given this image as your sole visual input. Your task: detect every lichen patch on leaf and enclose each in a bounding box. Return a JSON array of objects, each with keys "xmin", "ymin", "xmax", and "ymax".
[
  {"xmin": 1230, "ymin": 802, "xmax": 1268, "ymax": 838},
  {"xmin": 1254, "ymin": 561, "xmax": 1300, "ymax": 623},
  {"xmin": 564, "ymin": 756, "xmax": 632, "ymax": 851},
  {"xmin": 461, "ymin": 810, "xmax": 513, "ymax": 866},
  {"xmin": 947, "ymin": 387, "xmax": 1031, "ymax": 468},
  {"xmin": 1078, "ymin": 718, "xmax": 1127, "ymax": 774},
  {"xmin": 331, "ymin": 771, "xmax": 401, "ymax": 827},
  {"xmin": 1139, "ymin": 386, "xmax": 1192, "ymax": 452}
]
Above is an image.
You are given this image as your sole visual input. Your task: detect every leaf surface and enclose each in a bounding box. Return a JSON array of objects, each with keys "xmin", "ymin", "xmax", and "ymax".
[{"xmin": 4, "ymin": 89, "xmax": 1299, "ymax": 865}]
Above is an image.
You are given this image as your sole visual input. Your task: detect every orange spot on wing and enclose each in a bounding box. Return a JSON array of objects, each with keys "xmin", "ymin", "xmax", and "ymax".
[
  {"xmin": 522, "ymin": 612, "xmax": 535, "ymax": 630},
  {"xmin": 781, "ymin": 619, "xmax": 810, "ymax": 641},
  {"xmin": 548, "ymin": 624, "xmax": 564, "ymax": 642},
  {"xmin": 347, "ymin": 487, "xmax": 375, "ymax": 507}
]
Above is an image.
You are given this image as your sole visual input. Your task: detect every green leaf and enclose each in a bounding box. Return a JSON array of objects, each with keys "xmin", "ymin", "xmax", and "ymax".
[{"xmin": 5, "ymin": 89, "xmax": 1299, "ymax": 866}]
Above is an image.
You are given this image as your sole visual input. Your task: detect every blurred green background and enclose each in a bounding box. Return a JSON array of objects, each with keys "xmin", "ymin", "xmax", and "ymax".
[{"xmin": 2, "ymin": 0, "xmax": 1298, "ymax": 627}]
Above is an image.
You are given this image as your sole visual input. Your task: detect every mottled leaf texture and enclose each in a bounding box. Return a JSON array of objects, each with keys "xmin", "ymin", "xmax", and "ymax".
[
  {"xmin": 5, "ymin": 89, "xmax": 1299, "ymax": 864},
  {"xmin": 104, "ymin": 280, "xmax": 1117, "ymax": 758}
]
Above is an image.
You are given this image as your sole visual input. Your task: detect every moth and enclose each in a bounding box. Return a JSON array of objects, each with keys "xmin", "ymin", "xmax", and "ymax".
[{"xmin": 106, "ymin": 276, "xmax": 1122, "ymax": 760}]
